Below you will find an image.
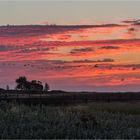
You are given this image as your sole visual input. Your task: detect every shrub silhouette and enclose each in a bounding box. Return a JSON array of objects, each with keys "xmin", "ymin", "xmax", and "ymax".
[{"xmin": 15, "ymin": 76, "xmax": 46, "ymax": 91}]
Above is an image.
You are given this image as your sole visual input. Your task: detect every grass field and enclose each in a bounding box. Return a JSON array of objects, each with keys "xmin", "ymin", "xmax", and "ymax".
[{"xmin": 0, "ymin": 101, "xmax": 140, "ymax": 139}]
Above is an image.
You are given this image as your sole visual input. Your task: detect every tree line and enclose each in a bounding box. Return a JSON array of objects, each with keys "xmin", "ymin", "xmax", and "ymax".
[{"xmin": 15, "ymin": 76, "xmax": 49, "ymax": 91}]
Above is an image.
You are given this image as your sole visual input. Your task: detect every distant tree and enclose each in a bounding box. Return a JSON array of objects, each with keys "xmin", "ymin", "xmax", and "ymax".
[
  {"xmin": 15, "ymin": 76, "xmax": 44, "ymax": 92},
  {"xmin": 30, "ymin": 80, "xmax": 43, "ymax": 91},
  {"xmin": 44, "ymin": 83, "xmax": 50, "ymax": 91},
  {"xmin": 24, "ymin": 81, "xmax": 32, "ymax": 91},
  {"xmin": 37, "ymin": 81, "xmax": 42, "ymax": 85},
  {"xmin": 15, "ymin": 76, "xmax": 28, "ymax": 90},
  {"xmin": 6, "ymin": 85, "xmax": 9, "ymax": 90},
  {"xmin": 31, "ymin": 80, "xmax": 37, "ymax": 84}
]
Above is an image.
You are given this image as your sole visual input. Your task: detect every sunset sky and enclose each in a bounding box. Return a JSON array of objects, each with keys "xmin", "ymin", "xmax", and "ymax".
[{"xmin": 0, "ymin": 0, "xmax": 140, "ymax": 91}]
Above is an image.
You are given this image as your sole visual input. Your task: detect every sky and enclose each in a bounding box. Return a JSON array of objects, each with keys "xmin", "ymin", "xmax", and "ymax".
[
  {"xmin": 0, "ymin": 1, "xmax": 140, "ymax": 25},
  {"xmin": 0, "ymin": 0, "xmax": 140, "ymax": 91}
]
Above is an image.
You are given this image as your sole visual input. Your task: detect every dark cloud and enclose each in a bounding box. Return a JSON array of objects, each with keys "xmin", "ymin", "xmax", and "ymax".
[
  {"xmin": 128, "ymin": 28, "xmax": 136, "ymax": 32},
  {"xmin": 99, "ymin": 46, "xmax": 120, "ymax": 50},
  {"xmin": 122, "ymin": 19, "xmax": 140, "ymax": 25},
  {"xmin": 20, "ymin": 59, "xmax": 114, "ymax": 65},
  {"xmin": 0, "ymin": 45, "xmax": 18, "ymax": 52},
  {"xmin": 73, "ymin": 58, "xmax": 114, "ymax": 63},
  {"xmin": 100, "ymin": 58, "xmax": 114, "ymax": 62},
  {"xmin": 70, "ymin": 47, "xmax": 94, "ymax": 54},
  {"xmin": 0, "ymin": 24, "xmax": 125, "ymax": 37},
  {"xmin": 44, "ymin": 39, "xmax": 140, "ymax": 47},
  {"xmin": 16, "ymin": 47, "xmax": 50, "ymax": 53},
  {"xmin": 122, "ymin": 19, "xmax": 140, "ymax": 23},
  {"xmin": 0, "ymin": 25, "xmax": 75, "ymax": 37},
  {"xmin": 0, "ymin": 41, "xmax": 54, "ymax": 54},
  {"xmin": 73, "ymin": 59, "xmax": 96, "ymax": 63},
  {"xmin": 133, "ymin": 22, "xmax": 140, "ymax": 26}
]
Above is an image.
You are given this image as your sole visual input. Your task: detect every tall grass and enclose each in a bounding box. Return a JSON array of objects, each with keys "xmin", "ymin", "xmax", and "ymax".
[{"xmin": 0, "ymin": 102, "xmax": 140, "ymax": 139}]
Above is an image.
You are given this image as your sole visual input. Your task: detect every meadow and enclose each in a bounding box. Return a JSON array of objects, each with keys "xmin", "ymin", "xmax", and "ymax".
[{"xmin": 0, "ymin": 101, "xmax": 140, "ymax": 139}]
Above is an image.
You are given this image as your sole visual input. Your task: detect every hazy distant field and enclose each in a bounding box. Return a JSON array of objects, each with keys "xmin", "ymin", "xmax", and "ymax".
[{"xmin": 0, "ymin": 102, "xmax": 140, "ymax": 139}]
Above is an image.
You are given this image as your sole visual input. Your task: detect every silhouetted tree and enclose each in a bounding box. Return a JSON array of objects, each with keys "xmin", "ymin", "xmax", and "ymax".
[
  {"xmin": 44, "ymin": 83, "xmax": 50, "ymax": 91},
  {"xmin": 16, "ymin": 76, "xmax": 27, "ymax": 90},
  {"xmin": 30, "ymin": 80, "xmax": 43, "ymax": 91},
  {"xmin": 24, "ymin": 81, "xmax": 32, "ymax": 91},
  {"xmin": 15, "ymin": 76, "xmax": 45, "ymax": 92},
  {"xmin": 6, "ymin": 85, "xmax": 9, "ymax": 90}
]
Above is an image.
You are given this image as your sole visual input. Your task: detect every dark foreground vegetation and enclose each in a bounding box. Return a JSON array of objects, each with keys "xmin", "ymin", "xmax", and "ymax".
[
  {"xmin": 0, "ymin": 90, "xmax": 140, "ymax": 105},
  {"xmin": 0, "ymin": 101, "xmax": 140, "ymax": 139}
]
